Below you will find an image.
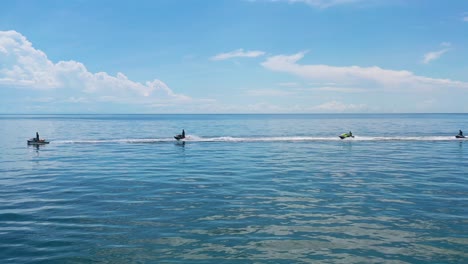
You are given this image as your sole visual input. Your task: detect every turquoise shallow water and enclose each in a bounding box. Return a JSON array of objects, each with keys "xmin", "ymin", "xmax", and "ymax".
[{"xmin": 0, "ymin": 114, "xmax": 467, "ymax": 263}]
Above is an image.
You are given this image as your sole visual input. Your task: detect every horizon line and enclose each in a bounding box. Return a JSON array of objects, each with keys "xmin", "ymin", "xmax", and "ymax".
[{"xmin": 1, "ymin": 112, "xmax": 468, "ymax": 115}]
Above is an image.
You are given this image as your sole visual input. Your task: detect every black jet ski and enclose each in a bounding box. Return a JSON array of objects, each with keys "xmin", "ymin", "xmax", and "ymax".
[
  {"xmin": 174, "ymin": 129, "xmax": 186, "ymax": 140},
  {"xmin": 27, "ymin": 138, "xmax": 50, "ymax": 145},
  {"xmin": 455, "ymin": 135, "xmax": 465, "ymax": 138}
]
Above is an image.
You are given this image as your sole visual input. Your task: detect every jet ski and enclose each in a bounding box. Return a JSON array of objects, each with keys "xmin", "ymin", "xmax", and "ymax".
[
  {"xmin": 27, "ymin": 138, "xmax": 50, "ymax": 145},
  {"xmin": 174, "ymin": 135, "xmax": 185, "ymax": 140},
  {"xmin": 174, "ymin": 129, "xmax": 186, "ymax": 141},
  {"xmin": 455, "ymin": 130, "xmax": 465, "ymax": 138},
  {"xmin": 339, "ymin": 133, "xmax": 354, "ymax": 139}
]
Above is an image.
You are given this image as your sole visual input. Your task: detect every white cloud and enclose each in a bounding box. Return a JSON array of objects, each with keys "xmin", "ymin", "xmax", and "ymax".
[
  {"xmin": 0, "ymin": 31, "xmax": 59, "ymax": 89},
  {"xmin": 246, "ymin": 88, "xmax": 294, "ymax": 96},
  {"xmin": 261, "ymin": 51, "xmax": 468, "ymax": 90},
  {"xmin": 440, "ymin": 42, "xmax": 451, "ymax": 47},
  {"xmin": 462, "ymin": 12, "xmax": 468, "ymax": 22},
  {"xmin": 414, "ymin": 99, "xmax": 437, "ymax": 111},
  {"xmin": 25, "ymin": 97, "xmax": 55, "ymax": 103},
  {"xmin": 422, "ymin": 49, "xmax": 448, "ymax": 64},
  {"xmin": 0, "ymin": 30, "xmax": 190, "ymax": 105},
  {"xmin": 312, "ymin": 86, "xmax": 367, "ymax": 93},
  {"xmin": 211, "ymin": 49, "xmax": 266, "ymax": 61},
  {"xmin": 313, "ymin": 100, "xmax": 367, "ymax": 111},
  {"xmin": 264, "ymin": 0, "xmax": 369, "ymax": 9},
  {"xmin": 244, "ymin": 102, "xmax": 285, "ymax": 113},
  {"xmin": 422, "ymin": 43, "xmax": 451, "ymax": 64},
  {"xmin": 278, "ymin": 82, "xmax": 299, "ymax": 87},
  {"xmin": 65, "ymin": 97, "xmax": 89, "ymax": 103}
]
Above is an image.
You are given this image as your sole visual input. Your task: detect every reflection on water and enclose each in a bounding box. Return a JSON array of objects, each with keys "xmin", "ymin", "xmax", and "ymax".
[
  {"xmin": 175, "ymin": 141, "xmax": 186, "ymax": 147},
  {"xmin": 29, "ymin": 144, "xmax": 41, "ymax": 151}
]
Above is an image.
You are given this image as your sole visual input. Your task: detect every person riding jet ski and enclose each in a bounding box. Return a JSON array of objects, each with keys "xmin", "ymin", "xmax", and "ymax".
[
  {"xmin": 174, "ymin": 129, "xmax": 186, "ymax": 140},
  {"xmin": 339, "ymin": 131, "xmax": 354, "ymax": 139}
]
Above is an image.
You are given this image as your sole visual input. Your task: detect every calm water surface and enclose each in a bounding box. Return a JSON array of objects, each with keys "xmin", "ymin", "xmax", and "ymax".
[{"xmin": 0, "ymin": 114, "xmax": 467, "ymax": 263}]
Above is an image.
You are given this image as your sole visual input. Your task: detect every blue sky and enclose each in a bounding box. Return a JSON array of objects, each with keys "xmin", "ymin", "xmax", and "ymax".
[{"xmin": 1, "ymin": 0, "xmax": 467, "ymax": 113}]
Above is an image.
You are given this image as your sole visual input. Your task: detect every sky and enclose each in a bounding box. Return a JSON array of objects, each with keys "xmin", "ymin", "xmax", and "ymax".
[{"xmin": 0, "ymin": 0, "xmax": 467, "ymax": 113}]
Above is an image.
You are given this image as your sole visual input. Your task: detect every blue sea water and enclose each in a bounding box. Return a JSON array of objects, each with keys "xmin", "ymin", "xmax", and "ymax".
[{"xmin": 0, "ymin": 114, "xmax": 467, "ymax": 263}]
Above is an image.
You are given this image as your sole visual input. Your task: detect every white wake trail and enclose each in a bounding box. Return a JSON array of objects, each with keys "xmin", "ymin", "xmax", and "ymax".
[{"xmin": 51, "ymin": 135, "xmax": 464, "ymax": 144}]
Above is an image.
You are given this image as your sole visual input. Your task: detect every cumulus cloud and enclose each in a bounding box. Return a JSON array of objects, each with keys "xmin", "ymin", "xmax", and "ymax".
[
  {"xmin": 0, "ymin": 31, "xmax": 59, "ymax": 89},
  {"xmin": 0, "ymin": 30, "xmax": 190, "ymax": 105},
  {"xmin": 422, "ymin": 42, "xmax": 451, "ymax": 64},
  {"xmin": 261, "ymin": 51, "xmax": 468, "ymax": 90},
  {"xmin": 211, "ymin": 49, "xmax": 266, "ymax": 61}
]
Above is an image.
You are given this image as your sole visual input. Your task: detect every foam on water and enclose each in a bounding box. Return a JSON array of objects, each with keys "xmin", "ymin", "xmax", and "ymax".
[{"xmin": 52, "ymin": 135, "xmax": 465, "ymax": 144}]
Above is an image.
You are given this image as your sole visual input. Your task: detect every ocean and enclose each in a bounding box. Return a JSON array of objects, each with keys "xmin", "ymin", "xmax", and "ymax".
[{"xmin": 0, "ymin": 114, "xmax": 467, "ymax": 263}]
